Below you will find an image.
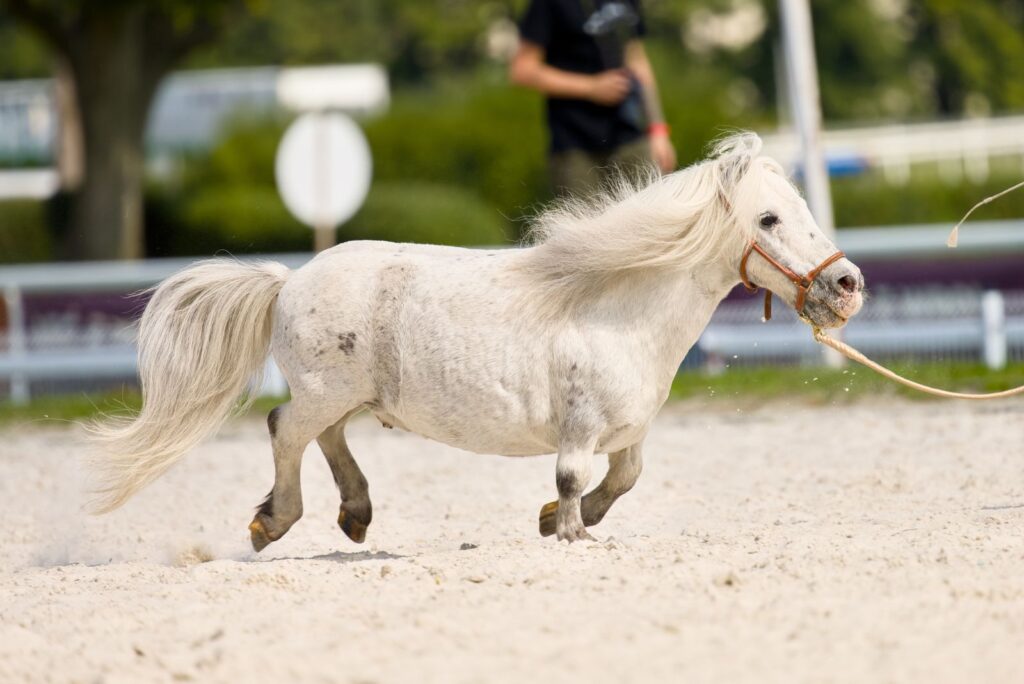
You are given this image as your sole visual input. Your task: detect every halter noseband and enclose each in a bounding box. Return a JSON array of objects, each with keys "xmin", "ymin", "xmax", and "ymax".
[{"xmin": 739, "ymin": 241, "xmax": 846, "ymax": 321}]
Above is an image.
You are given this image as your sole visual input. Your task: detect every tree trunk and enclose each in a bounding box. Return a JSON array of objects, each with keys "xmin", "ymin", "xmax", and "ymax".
[
  {"xmin": 64, "ymin": 9, "xmax": 160, "ymax": 261},
  {"xmin": 2, "ymin": 0, "xmax": 230, "ymax": 260},
  {"xmin": 53, "ymin": 57, "xmax": 83, "ymax": 192}
]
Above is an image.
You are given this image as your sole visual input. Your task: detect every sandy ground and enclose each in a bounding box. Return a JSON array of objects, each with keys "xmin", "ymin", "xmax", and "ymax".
[{"xmin": 1, "ymin": 398, "xmax": 1023, "ymax": 683}]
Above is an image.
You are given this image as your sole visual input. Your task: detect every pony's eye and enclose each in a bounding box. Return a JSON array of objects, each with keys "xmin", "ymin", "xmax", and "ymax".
[{"xmin": 759, "ymin": 213, "xmax": 779, "ymax": 229}]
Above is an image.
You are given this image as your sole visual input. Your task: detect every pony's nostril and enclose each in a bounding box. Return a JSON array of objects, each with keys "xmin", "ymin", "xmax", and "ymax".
[{"xmin": 837, "ymin": 275, "xmax": 858, "ymax": 293}]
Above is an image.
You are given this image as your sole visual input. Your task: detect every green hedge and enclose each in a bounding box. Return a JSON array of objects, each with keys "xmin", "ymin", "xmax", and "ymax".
[
  {"xmin": 146, "ymin": 180, "xmax": 509, "ymax": 256},
  {"xmin": 363, "ymin": 76, "xmax": 548, "ymax": 234},
  {"xmin": 833, "ymin": 168, "xmax": 1024, "ymax": 227},
  {"xmin": 142, "ymin": 111, "xmax": 512, "ymax": 255},
  {"xmin": 0, "ymin": 199, "xmax": 51, "ymax": 263},
  {"xmin": 348, "ymin": 182, "xmax": 511, "ymax": 245}
]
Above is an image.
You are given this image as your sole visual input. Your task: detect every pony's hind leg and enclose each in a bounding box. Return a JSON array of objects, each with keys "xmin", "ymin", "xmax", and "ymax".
[
  {"xmin": 539, "ymin": 442, "xmax": 643, "ymax": 538},
  {"xmin": 249, "ymin": 399, "xmax": 346, "ymax": 552},
  {"xmin": 317, "ymin": 413, "xmax": 372, "ymax": 543}
]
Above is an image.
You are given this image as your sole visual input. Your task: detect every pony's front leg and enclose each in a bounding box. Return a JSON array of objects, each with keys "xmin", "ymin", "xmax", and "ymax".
[
  {"xmin": 539, "ymin": 441, "xmax": 644, "ymax": 537},
  {"xmin": 545, "ymin": 443, "xmax": 596, "ymax": 543},
  {"xmin": 581, "ymin": 443, "xmax": 643, "ymax": 527}
]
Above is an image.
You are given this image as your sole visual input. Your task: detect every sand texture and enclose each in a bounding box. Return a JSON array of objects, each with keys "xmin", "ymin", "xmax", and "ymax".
[{"xmin": 1, "ymin": 399, "xmax": 1023, "ymax": 683}]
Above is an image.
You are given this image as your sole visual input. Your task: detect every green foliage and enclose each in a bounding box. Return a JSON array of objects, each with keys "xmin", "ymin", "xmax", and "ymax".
[
  {"xmin": 832, "ymin": 166, "xmax": 1024, "ymax": 227},
  {"xmin": 0, "ymin": 391, "xmax": 141, "ymax": 427},
  {"xmin": 364, "ymin": 75, "xmax": 548, "ymax": 235},
  {"xmin": 649, "ymin": 0, "xmax": 1024, "ymax": 121},
  {"xmin": 672, "ymin": 361, "xmax": 1024, "ymax": 404},
  {"xmin": 348, "ymin": 182, "xmax": 510, "ymax": 245},
  {"xmin": 643, "ymin": 39, "xmax": 768, "ymax": 166},
  {"xmin": 0, "ymin": 199, "xmax": 51, "ymax": 263},
  {"xmin": 192, "ymin": 0, "xmax": 512, "ymax": 83},
  {"xmin": 909, "ymin": 0, "xmax": 1024, "ymax": 113},
  {"xmin": 144, "ymin": 115, "xmax": 301, "ymax": 255},
  {"xmin": 0, "ymin": 15, "xmax": 48, "ymax": 79},
  {"xmin": 144, "ymin": 114, "xmax": 511, "ymax": 256},
  {"xmin": 146, "ymin": 182, "xmax": 309, "ymax": 256},
  {"xmin": 810, "ymin": 0, "xmax": 922, "ymax": 120},
  {"xmin": 5, "ymin": 0, "xmax": 1024, "ymax": 122}
]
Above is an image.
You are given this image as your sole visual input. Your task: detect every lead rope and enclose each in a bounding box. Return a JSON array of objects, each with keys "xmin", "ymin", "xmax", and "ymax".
[
  {"xmin": 809, "ymin": 181, "xmax": 1024, "ymax": 400},
  {"xmin": 812, "ymin": 325, "xmax": 1024, "ymax": 399}
]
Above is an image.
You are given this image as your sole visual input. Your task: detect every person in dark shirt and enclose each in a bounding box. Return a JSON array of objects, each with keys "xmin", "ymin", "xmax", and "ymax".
[{"xmin": 510, "ymin": 0, "xmax": 676, "ymax": 197}]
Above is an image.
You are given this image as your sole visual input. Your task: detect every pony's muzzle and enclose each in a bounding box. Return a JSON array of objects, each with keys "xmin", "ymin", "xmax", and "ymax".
[
  {"xmin": 836, "ymin": 274, "xmax": 860, "ymax": 293},
  {"xmin": 820, "ymin": 261, "xmax": 865, "ymax": 320},
  {"xmin": 823, "ymin": 258, "xmax": 864, "ymax": 297},
  {"xmin": 831, "ymin": 263, "xmax": 864, "ymax": 293}
]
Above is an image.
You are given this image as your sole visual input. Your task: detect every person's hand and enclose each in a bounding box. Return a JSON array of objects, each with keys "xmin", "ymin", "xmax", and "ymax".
[
  {"xmin": 650, "ymin": 131, "xmax": 677, "ymax": 173},
  {"xmin": 588, "ymin": 69, "xmax": 631, "ymax": 105}
]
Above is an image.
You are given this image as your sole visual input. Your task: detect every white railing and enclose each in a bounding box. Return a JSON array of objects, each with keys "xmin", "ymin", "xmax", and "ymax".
[
  {"xmin": 0, "ymin": 254, "xmax": 311, "ymax": 404},
  {"xmin": 2, "ymin": 221, "xmax": 1023, "ymax": 404},
  {"xmin": 762, "ymin": 114, "xmax": 1024, "ymax": 182},
  {"xmin": 698, "ymin": 288, "xmax": 1024, "ymax": 371}
]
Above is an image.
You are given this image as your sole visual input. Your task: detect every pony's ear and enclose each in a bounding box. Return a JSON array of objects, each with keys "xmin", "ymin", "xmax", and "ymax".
[
  {"xmin": 711, "ymin": 132, "xmax": 762, "ymax": 213},
  {"xmin": 716, "ymin": 154, "xmax": 751, "ymax": 215},
  {"xmin": 717, "ymin": 148, "xmax": 754, "ymax": 194}
]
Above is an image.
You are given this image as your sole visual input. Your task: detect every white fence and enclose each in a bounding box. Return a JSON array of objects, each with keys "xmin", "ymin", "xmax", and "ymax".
[
  {"xmin": 2, "ymin": 222, "xmax": 1024, "ymax": 404},
  {"xmin": 0, "ymin": 254, "xmax": 311, "ymax": 404},
  {"xmin": 761, "ymin": 114, "xmax": 1024, "ymax": 183},
  {"xmin": 698, "ymin": 287, "xmax": 1024, "ymax": 370}
]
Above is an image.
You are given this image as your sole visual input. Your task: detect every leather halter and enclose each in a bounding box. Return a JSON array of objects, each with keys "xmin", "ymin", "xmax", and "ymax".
[{"xmin": 739, "ymin": 241, "xmax": 846, "ymax": 321}]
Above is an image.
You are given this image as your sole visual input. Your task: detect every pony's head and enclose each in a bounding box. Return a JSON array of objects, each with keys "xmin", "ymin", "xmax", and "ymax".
[
  {"xmin": 709, "ymin": 133, "xmax": 864, "ymax": 329},
  {"xmin": 521, "ymin": 132, "xmax": 863, "ymax": 328}
]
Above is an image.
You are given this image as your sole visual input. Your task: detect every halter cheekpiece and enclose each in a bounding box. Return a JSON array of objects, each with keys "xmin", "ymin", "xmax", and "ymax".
[{"xmin": 739, "ymin": 241, "xmax": 846, "ymax": 321}]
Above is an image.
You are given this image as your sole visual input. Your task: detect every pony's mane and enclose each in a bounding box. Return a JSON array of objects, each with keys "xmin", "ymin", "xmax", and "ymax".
[{"xmin": 516, "ymin": 132, "xmax": 779, "ymax": 315}]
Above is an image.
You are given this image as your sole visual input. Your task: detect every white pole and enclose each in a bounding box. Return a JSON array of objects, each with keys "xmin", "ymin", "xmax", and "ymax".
[
  {"xmin": 779, "ymin": 0, "xmax": 841, "ymax": 367},
  {"xmin": 981, "ymin": 290, "xmax": 1007, "ymax": 371},
  {"xmin": 313, "ymin": 112, "xmax": 336, "ymax": 253},
  {"xmin": 4, "ymin": 284, "xmax": 29, "ymax": 404},
  {"xmin": 779, "ymin": 0, "xmax": 835, "ymax": 237}
]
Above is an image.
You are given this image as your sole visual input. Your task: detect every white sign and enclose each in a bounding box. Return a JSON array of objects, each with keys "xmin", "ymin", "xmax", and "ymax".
[
  {"xmin": 276, "ymin": 64, "xmax": 389, "ymax": 115},
  {"xmin": 275, "ymin": 112, "xmax": 372, "ymax": 230}
]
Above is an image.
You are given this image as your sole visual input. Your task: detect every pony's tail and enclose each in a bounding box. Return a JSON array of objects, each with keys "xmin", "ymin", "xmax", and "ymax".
[{"xmin": 85, "ymin": 259, "xmax": 290, "ymax": 514}]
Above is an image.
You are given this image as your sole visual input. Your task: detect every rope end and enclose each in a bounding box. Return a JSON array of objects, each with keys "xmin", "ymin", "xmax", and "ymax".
[{"xmin": 946, "ymin": 225, "xmax": 960, "ymax": 248}]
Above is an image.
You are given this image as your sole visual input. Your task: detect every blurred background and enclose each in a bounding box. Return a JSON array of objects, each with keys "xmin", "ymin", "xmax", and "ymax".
[{"xmin": 1, "ymin": 0, "xmax": 1023, "ymax": 408}]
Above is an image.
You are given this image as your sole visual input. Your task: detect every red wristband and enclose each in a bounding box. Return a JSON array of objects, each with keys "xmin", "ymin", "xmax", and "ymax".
[{"xmin": 648, "ymin": 122, "xmax": 670, "ymax": 137}]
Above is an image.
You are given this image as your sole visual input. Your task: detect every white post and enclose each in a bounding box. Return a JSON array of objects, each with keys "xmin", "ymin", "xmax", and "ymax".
[
  {"xmin": 779, "ymin": 0, "xmax": 841, "ymax": 367},
  {"xmin": 313, "ymin": 112, "xmax": 337, "ymax": 253},
  {"xmin": 981, "ymin": 290, "xmax": 1006, "ymax": 371},
  {"xmin": 779, "ymin": 0, "xmax": 834, "ymax": 237},
  {"xmin": 4, "ymin": 284, "xmax": 30, "ymax": 405}
]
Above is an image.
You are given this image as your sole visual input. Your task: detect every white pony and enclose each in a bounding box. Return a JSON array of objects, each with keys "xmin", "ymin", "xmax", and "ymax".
[{"xmin": 88, "ymin": 133, "xmax": 864, "ymax": 547}]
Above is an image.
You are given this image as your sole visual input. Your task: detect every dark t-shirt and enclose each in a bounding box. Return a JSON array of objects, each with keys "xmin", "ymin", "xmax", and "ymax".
[{"xmin": 518, "ymin": 0, "xmax": 647, "ymax": 153}]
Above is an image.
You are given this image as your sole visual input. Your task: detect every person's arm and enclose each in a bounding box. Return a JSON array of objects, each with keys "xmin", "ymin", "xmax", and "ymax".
[
  {"xmin": 509, "ymin": 40, "xmax": 631, "ymax": 106},
  {"xmin": 625, "ymin": 40, "xmax": 677, "ymax": 173}
]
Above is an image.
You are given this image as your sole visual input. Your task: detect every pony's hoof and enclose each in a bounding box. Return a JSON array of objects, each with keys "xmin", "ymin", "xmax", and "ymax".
[
  {"xmin": 538, "ymin": 501, "xmax": 558, "ymax": 537},
  {"xmin": 248, "ymin": 516, "xmax": 278, "ymax": 552},
  {"xmin": 557, "ymin": 523, "xmax": 596, "ymax": 544},
  {"xmin": 338, "ymin": 509, "xmax": 368, "ymax": 544}
]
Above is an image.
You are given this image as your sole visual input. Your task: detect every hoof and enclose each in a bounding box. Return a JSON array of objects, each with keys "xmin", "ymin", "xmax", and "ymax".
[
  {"xmin": 248, "ymin": 516, "xmax": 278, "ymax": 553},
  {"xmin": 538, "ymin": 501, "xmax": 558, "ymax": 537},
  {"xmin": 557, "ymin": 524, "xmax": 596, "ymax": 544},
  {"xmin": 338, "ymin": 509, "xmax": 368, "ymax": 544}
]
